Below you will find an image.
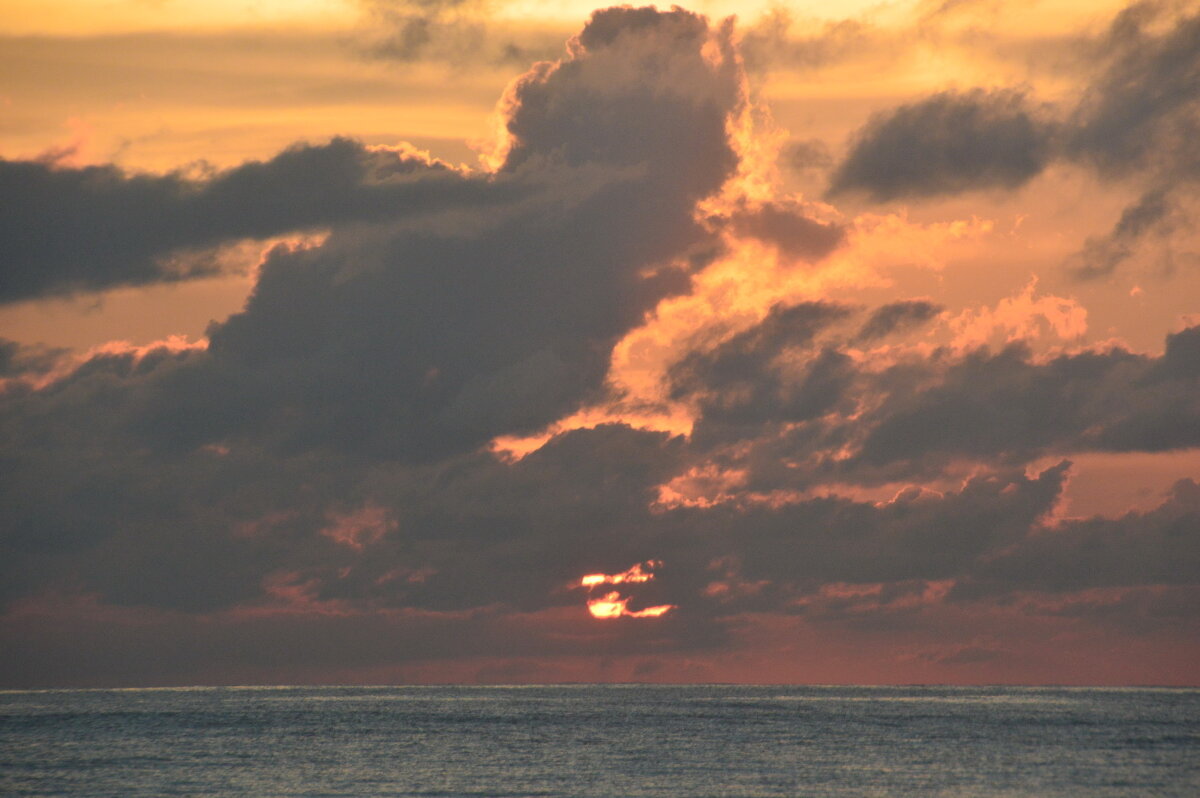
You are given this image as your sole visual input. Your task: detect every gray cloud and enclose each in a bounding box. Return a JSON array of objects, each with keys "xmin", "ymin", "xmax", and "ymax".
[
  {"xmin": 1069, "ymin": 186, "xmax": 1176, "ymax": 278},
  {"xmin": 359, "ymin": 0, "xmax": 485, "ymax": 62},
  {"xmin": 721, "ymin": 201, "xmax": 846, "ymax": 261},
  {"xmin": 0, "ymin": 138, "xmax": 510, "ymax": 303},
  {"xmin": 826, "ymin": 89, "xmax": 1056, "ymax": 201},
  {"xmin": 0, "ymin": 339, "xmax": 67, "ymax": 377},
  {"xmin": 0, "ymin": 7, "xmax": 743, "ymax": 619},
  {"xmin": 0, "ymin": 592, "xmax": 711, "ymax": 687},
  {"xmin": 854, "ymin": 300, "xmax": 943, "ymax": 342},
  {"xmin": 857, "ymin": 343, "xmax": 1174, "ymax": 465},
  {"xmin": 671, "ymin": 313, "xmax": 1200, "ymax": 487},
  {"xmin": 11, "ymin": 310, "xmax": 1194, "ymax": 627},
  {"xmin": 784, "ymin": 138, "xmax": 834, "ymax": 175},
  {"xmin": 1065, "ymin": 0, "xmax": 1200, "ymax": 177},
  {"xmin": 823, "ymin": 1, "xmax": 1200, "ymax": 277},
  {"xmin": 2, "ymin": 5, "xmax": 1198, "ymax": 686},
  {"xmin": 1062, "ymin": 1, "xmax": 1200, "ymax": 276},
  {"xmin": 964, "ymin": 477, "xmax": 1200, "ymax": 594},
  {"xmin": 129, "ymin": 7, "xmax": 741, "ymax": 463},
  {"xmin": 854, "ymin": 330, "xmax": 1200, "ymax": 468},
  {"xmin": 669, "ymin": 302, "xmax": 853, "ymax": 434},
  {"xmin": 682, "ymin": 462, "xmax": 1071, "ymax": 598}
]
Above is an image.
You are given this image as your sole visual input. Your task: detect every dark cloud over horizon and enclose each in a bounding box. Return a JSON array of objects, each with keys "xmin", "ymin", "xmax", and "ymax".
[
  {"xmin": 0, "ymin": 7, "xmax": 752, "ymax": 621},
  {"xmin": 672, "ymin": 319, "xmax": 1200, "ymax": 491},
  {"xmin": 1, "ymin": 4, "xmax": 1198, "ymax": 687}
]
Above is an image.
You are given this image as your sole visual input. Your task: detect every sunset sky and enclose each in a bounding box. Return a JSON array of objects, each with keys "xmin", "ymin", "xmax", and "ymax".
[{"xmin": 1, "ymin": 0, "xmax": 1198, "ymax": 687}]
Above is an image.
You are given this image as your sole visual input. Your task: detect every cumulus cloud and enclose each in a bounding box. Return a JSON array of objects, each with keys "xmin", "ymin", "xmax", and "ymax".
[
  {"xmin": 0, "ymin": 6, "xmax": 748, "ymax": 616},
  {"xmin": 668, "ymin": 302, "xmax": 854, "ymax": 436},
  {"xmin": 827, "ymin": 89, "xmax": 1056, "ymax": 201},
  {"xmin": 668, "ymin": 462, "xmax": 1072, "ymax": 606},
  {"xmin": 4, "ymin": 6, "xmax": 750, "ymax": 468},
  {"xmin": 0, "ymin": 139, "xmax": 505, "ymax": 303},
  {"xmin": 962, "ymin": 477, "xmax": 1200, "ymax": 594},
  {"xmin": 666, "ymin": 309, "xmax": 1200, "ymax": 494},
  {"xmin": 856, "ymin": 330, "xmax": 1200, "ymax": 465},
  {"xmin": 1, "ymin": 5, "xmax": 1198, "ymax": 687}
]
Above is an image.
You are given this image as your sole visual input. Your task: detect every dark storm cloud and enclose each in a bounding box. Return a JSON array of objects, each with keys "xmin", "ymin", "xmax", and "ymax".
[
  {"xmin": 652, "ymin": 459, "xmax": 1198, "ymax": 635},
  {"xmin": 826, "ymin": 89, "xmax": 1057, "ymax": 201},
  {"xmin": 12, "ymin": 316, "xmax": 1191, "ymax": 625},
  {"xmin": 0, "ymin": 394, "xmax": 682, "ymax": 614},
  {"xmin": 3, "ymin": 5, "xmax": 1199, "ymax": 687},
  {"xmin": 860, "ymin": 325, "xmax": 1200, "ymax": 465},
  {"xmin": 327, "ymin": 434, "xmax": 1074, "ymax": 622},
  {"xmin": 671, "ymin": 313, "xmax": 1200, "ymax": 486},
  {"xmin": 0, "ymin": 138, "xmax": 513, "ymax": 303},
  {"xmin": 669, "ymin": 302, "xmax": 853, "ymax": 430},
  {"xmin": 0, "ymin": 7, "xmax": 744, "ymax": 621},
  {"xmin": 315, "ymin": 424, "xmax": 690, "ymax": 614},
  {"xmin": 0, "ymin": 341, "xmax": 350, "ymax": 611},
  {"xmin": 0, "ymin": 385, "xmax": 1074, "ymax": 621},
  {"xmin": 120, "ymin": 5, "xmax": 742, "ymax": 463},
  {"xmin": 689, "ymin": 462, "xmax": 1070, "ymax": 595},
  {"xmin": 0, "ymin": 590, "xmax": 713, "ymax": 687},
  {"xmin": 961, "ymin": 477, "xmax": 1200, "ymax": 594}
]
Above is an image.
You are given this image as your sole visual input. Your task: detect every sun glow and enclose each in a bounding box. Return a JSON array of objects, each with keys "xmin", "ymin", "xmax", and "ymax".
[
  {"xmin": 579, "ymin": 561, "xmax": 658, "ymax": 588},
  {"xmin": 586, "ymin": 592, "xmax": 674, "ymax": 619},
  {"xmin": 579, "ymin": 560, "xmax": 676, "ymax": 619}
]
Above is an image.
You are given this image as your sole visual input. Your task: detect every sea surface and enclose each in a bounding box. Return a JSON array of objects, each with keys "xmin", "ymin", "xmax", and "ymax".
[{"xmin": 1, "ymin": 685, "xmax": 1197, "ymax": 797}]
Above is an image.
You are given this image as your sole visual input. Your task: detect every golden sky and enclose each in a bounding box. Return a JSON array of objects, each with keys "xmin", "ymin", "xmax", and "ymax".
[{"xmin": 1, "ymin": 0, "xmax": 1198, "ymax": 687}]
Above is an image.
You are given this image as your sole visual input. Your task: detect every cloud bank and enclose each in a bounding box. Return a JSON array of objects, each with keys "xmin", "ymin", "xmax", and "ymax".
[{"xmin": 1, "ymin": 4, "xmax": 1197, "ymax": 687}]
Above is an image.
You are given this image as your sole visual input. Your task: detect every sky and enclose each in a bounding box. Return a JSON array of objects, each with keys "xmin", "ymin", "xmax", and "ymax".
[{"xmin": 0, "ymin": 0, "xmax": 1198, "ymax": 688}]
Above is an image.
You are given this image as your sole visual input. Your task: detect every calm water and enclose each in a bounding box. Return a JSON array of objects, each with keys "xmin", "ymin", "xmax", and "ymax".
[{"xmin": 1, "ymin": 685, "xmax": 1197, "ymax": 797}]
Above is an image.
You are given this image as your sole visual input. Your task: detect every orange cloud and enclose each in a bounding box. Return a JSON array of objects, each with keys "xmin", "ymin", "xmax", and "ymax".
[{"xmin": 949, "ymin": 276, "xmax": 1088, "ymax": 350}]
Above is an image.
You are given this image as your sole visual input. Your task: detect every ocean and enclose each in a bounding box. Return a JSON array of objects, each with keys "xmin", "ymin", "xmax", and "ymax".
[{"xmin": 2, "ymin": 685, "xmax": 1196, "ymax": 796}]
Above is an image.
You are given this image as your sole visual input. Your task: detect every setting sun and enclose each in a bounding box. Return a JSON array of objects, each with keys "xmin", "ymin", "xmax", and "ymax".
[{"xmin": 579, "ymin": 561, "xmax": 675, "ymax": 618}]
